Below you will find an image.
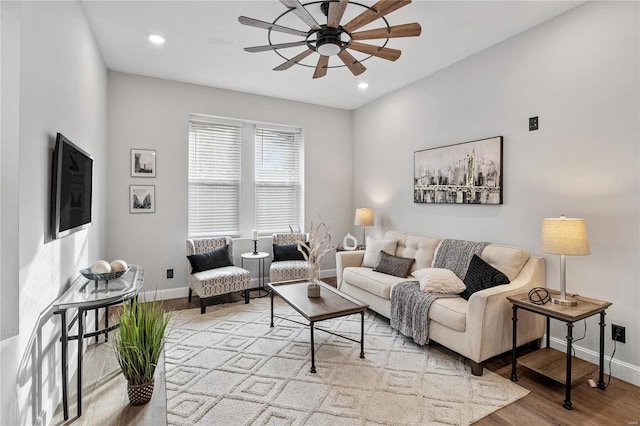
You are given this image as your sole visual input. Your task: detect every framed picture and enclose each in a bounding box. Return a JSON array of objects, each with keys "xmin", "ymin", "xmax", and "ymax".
[
  {"xmin": 131, "ymin": 149, "xmax": 156, "ymax": 177},
  {"xmin": 130, "ymin": 185, "xmax": 155, "ymax": 213},
  {"xmin": 414, "ymin": 136, "xmax": 503, "ymax": 205}
]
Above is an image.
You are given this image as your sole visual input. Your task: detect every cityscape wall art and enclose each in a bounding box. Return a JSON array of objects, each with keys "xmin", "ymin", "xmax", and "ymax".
[{"xmin": 414, "ymin": 136, "xmax": 503, "ymax": 204}]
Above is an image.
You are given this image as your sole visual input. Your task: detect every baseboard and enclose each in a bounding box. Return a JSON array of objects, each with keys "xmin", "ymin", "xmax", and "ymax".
[
  {"xmin": 139, "ymin": 269, "xmax": 338, "ymax": 302},
  {"xmin": 548, "ymin": 335, "xmax": 640, "ymax": 386}
]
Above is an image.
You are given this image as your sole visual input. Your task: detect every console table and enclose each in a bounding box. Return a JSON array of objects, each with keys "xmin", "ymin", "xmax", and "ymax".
[
  {"xmin": 53, "ymin": 265, "xmax": 144, "ymax": 420},
  {"xmin": 507, "ymin": 290, "xmax": 611, "ymax": 410}
]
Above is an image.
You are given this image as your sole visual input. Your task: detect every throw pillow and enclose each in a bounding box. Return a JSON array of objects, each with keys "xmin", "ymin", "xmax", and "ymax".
[
  {"xmin": 187, "ymin": 245, "xmax": 233, "ymax": 273},
  {"xmin": 272, "ymin": 243, "xmax": 307, "ymax": 262},
  {"xmin": 362, "ymin": 237, "xmax": 398, "ymax": 268},
  {"xmin": 412, "ymin": 268, "xmax": 466, "ymax": 294},
  {"xmin": 373, "ymin": 251, "xmax": 414, "ymax": 278},
  {"xmin": 461, "ymin": 254, "xmax": 510, "ymax": 300}
]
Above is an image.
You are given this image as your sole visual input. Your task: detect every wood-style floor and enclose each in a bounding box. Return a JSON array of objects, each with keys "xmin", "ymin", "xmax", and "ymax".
[{"xmin": 53, "ymin": 277, "xmax": 640, "ymax": 425}]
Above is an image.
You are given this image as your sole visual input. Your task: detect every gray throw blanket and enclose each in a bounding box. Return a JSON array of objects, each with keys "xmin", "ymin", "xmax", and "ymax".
[
  {"xmin": 391, "ymin": 282, "xmax": 458, "ymax": 345},
  {"xmin": 432, "ymin": 239, "xmax": 490, "ymax": 279}
]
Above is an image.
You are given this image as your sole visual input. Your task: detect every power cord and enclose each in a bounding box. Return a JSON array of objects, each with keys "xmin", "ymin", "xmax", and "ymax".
[
  {"xmin": 590, "ymin": 328, "xmax": 619, "ymax": 389},
  {"xmin": 571, "ymin": 319, "xmax": 587, "ymax": 358}
]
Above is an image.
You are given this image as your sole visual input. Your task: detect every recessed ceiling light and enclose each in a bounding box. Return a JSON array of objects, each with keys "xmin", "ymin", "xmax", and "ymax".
[
  {"xmin": 358, "ymin": 82, "xmax": 369, "ymax": 90},
  {"xmin": 148, "ymin": 34, "xmax": 165, "ymax": 44}
]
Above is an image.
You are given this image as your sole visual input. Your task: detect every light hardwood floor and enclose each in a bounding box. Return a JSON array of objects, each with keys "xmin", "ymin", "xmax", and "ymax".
[{"xmin": 52, "ymin": 278, "xmax": 640, "ymax": 425}]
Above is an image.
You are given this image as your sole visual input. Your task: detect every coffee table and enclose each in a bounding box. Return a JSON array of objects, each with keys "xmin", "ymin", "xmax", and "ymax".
[{"xmin": 267, "ymin": 280, "xmax": 369, "ymax": 373}]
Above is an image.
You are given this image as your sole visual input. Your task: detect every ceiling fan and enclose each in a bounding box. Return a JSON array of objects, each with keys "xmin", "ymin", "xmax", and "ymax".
[{"xmin": 239, "ymin": 0, "xmax": 422, "ymax": 79}]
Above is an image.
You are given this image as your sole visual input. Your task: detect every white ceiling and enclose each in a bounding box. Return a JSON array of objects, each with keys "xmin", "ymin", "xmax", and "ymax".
[{"xmin": 81, "ymin": 1, "xmax": 583, "ymax": 110}]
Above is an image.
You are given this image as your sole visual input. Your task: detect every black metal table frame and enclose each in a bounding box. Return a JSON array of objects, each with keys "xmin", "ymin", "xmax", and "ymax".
[
  {"xmin": 241, "ymin": 254, "xmax": 269, "ymax": 298},
  {"xmin": 269, "ymin": 291, "xmax": 365, "ymax": 373},
  {"xmin": 54, "ymin": 289, "xmax": 138, "ymax": 420},
  {"xmin": 510, "ymin": 305, "xmax": 607, "ymax": 410}
]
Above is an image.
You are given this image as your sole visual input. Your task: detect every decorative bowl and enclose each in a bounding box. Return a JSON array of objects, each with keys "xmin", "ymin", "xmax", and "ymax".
[{"xmin": 80, "ymin": 267, "xmax": 130, "ymax": 282}]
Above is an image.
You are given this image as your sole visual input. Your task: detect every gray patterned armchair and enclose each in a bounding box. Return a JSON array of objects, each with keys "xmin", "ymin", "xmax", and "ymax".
[
  {"xmin": 186, "ymin": 237, "xmax": 251, "ymax": 314},
  {"xmin": 269, "ymin": 233, "xmax": 314, "ymax": 283}
]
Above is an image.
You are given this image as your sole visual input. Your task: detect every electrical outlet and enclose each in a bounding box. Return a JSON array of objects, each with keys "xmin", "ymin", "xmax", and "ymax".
[
  {"xmin": 529, "ymin": 116, "xmax": 539, "ymax": 131},
  {"xmin": 166, "ymin": 269, "xmax": 174, "ymax": 279},
  {"xmin": 612, "ymin": 324, "xmax": 626, "ymax": 343}
]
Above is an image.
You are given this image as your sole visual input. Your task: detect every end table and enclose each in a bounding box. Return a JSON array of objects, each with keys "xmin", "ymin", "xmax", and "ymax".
[
  {"xmin": 241, "ymin": 252, "xmax": 269, "ymax": 298},
  {"xmin": 507, "ymin": 290, "xmax": 612, "ymax": 410}
]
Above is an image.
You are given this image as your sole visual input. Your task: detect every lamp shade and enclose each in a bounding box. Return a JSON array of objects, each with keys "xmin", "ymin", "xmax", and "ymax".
[
  {"xmin": 541, "ymin": 215, "xmax": 590, "ymax": 255},
  {"xmin": 354, "ymin": 208, "xmax": 374, "ymax": 226}
]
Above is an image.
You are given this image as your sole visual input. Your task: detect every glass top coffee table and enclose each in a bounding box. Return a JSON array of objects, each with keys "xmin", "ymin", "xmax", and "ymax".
[{"xmin": 267, "ymin": 280, "xmax": 369, "ymax": 373}]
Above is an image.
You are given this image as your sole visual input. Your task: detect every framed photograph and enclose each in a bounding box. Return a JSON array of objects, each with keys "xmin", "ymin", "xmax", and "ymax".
[
  {"xmin": 131, "ymin": 149, "xmax": 156, "ymax": 177},
  {"xmin": 130, "ymin": 185, "xmax": 155, "ymax": 213},
  {"xmin": 414, "ymin": 136, "xmax": 503, "ymax": 205}
]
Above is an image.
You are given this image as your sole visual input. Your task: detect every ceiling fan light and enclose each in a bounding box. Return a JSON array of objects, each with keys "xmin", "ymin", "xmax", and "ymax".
[
  {"xmin": 147, "ymin": 33, "xmax": 165, "ymax": 44},
  {"xmin": 316, "ymin": 38, "xmax": 341, "ymax": 56}
]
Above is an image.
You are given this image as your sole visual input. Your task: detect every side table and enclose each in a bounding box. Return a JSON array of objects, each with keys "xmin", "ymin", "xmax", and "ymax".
[
  {"xmin": 241, "ymin": 252, "xmax": 270, "ymax": 298},
  {"xmin": 507, "ymin": 290, "xmax": 612, "ymax": 410}
]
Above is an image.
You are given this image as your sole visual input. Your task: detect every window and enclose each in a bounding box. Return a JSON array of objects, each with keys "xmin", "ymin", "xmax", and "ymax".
[
  {"xmin": 188, "ymin": 119, "xmax": 242, "ymax": 237},
  {"xmin": 188, "ymin": 116, "xmax": 303, "ymax": 237},
  {"xmin": 255, "ymin": 127, "xmax": 302, "ymax": 233}
]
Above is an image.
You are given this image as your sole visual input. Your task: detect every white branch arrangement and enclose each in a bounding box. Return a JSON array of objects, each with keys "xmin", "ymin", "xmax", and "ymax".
[{"xmin": 291, "ymin": 220, "xmax": 336, "ymax": 287}]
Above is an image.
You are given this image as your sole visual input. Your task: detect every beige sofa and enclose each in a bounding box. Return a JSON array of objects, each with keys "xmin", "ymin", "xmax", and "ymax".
[{"xmin": 336, "ymin": 231, "xmax": 545, "ymax": 375}]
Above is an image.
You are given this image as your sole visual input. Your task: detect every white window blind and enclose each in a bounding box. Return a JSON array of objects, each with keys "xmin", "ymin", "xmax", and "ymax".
[
  {"xmin": 188, "ymin": 119, "xmax": 242, "ymax": 237},
  {"xmin": 255, "ymin": 127, "xmax": 302, "ymax": 233}
]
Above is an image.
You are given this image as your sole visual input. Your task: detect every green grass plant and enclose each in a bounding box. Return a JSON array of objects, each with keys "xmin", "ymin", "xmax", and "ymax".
[{"xmin": 112, "ymin": 298, "xmax": 170, "ymax": 385}]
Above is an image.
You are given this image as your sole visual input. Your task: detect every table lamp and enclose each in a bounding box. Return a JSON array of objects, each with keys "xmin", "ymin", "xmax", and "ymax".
[
  {"xmin": 354, "ymin": 208, "xmax": 374, "ymax": 247},
  {"xmin": 541, "ymin": 214, "xmax": 590, "ymax": 306}
]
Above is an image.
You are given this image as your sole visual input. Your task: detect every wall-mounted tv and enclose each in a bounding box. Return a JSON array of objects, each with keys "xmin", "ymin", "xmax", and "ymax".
[{"xmin": 51, "ymin": 133, "xmax": 93, "ymax": 239}]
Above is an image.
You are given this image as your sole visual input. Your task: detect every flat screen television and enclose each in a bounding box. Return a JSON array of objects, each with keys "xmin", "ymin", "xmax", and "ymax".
[{"xmin": 51, "ymin": 133, "xmax": 93, "ymax": 239}]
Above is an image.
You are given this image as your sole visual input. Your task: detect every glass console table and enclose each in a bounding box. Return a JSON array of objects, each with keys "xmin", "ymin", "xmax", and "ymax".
[{"xmin": 53, "ymin": 265, "xmax": 144, "ymax": 420}]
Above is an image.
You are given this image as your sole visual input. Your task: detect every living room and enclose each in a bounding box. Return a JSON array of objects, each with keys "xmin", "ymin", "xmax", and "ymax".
[{"xmin": 1, "ymin": 1, "xmax": 638, "ymax": 425}]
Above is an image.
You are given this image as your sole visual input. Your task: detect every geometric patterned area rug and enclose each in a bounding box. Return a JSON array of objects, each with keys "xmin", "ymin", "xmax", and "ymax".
[{"xmin": 164, "ymin": 296, "xmax": 528, "ymax": 425}]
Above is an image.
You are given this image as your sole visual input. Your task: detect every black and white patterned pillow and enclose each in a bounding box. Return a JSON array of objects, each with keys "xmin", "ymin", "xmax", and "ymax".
[
  {"xmin": 461, "ymin": 254, "xmax": 510, "ymax": 300},
  {"xmin": 373, "ymin": 251, "xmax": 414, "ymax": 278}
]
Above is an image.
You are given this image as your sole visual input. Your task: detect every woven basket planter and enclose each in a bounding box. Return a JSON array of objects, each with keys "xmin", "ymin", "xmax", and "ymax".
[{"xmin": 127, "ymin": 378, "xmax": 154, "ymax": 406}]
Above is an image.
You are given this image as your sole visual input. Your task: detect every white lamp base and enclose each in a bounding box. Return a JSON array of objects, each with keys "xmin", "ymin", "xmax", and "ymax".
[{"xmin": 551, "ymin": 296, "xmax": 578, "ymax": 307}]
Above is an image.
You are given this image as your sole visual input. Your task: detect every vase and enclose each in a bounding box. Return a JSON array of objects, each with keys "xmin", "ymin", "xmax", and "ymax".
[
  {"xmin": 308, "ymin": 262, "xmax": 321, "ymax": 298},
  {"xmin": 127, "ymin": 378, "xmax": 155, "ymax": 406}
]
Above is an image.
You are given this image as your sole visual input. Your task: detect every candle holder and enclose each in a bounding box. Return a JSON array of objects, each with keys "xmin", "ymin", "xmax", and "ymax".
[{"xmin": 253, "ymin": 240, "xmax": 258, "ymax": 255}]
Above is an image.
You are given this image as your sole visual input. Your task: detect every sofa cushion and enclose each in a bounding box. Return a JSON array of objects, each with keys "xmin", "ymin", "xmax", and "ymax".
[
  {"xmin": 384, "ymin": 231, "xmax": 441, "ymax": 273},
  {"xmin": 362, "ymin": 237, "xmax": 398, "ymax": 268},
  {"xmin": 429, "ymin": 297, "xmax": 467, "ymax": 332},
  {"xmin": 412, "ymin": 268, "xmax": 466, "ymax": 294},
  {"xmin": 373, "ymin": 251, "xmax": 414, "ymax": 278},
  {"xmin": 461, "ymin": 254, "xmax": 510, "ymax": 300},
  {"xmin": 343, "ymin": 267, "xmax": 412, "ymax": 299},
  {"xmin": 272, "ymin": 243, "xmax": 307, "ymax": 262},
  {"xmin": 187, "ymin": 245, "xmax": 233, "ymax": 273},
  {"xmin": 480, "ymin": 244, "xmax": 530, "ymax": 281}
]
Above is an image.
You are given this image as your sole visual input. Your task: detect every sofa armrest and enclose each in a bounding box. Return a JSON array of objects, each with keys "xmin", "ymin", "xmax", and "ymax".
[
  {"xmin": 465, "ymin": 256, "xmax": 546, "ymax": 362},
  {"xmin": 336, "ymin": 250, "xmax": 365, "ymax": 287}
]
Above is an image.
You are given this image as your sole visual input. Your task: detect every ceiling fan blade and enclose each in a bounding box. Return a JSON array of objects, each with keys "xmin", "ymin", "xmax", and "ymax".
[
  {"xmin": 348, "ymin": 42, "xmax": 401, "ymax": 61},
  {"xmin": 244, "ymin": 41, "xmax": 308, "ymax": 53},
  {"xmin": 337, "ymin": 50, "xmax": 366, "ymax": 76},
  {"xmin": 313, "ymin": 55, "xmax": 330, "ymax": 79},
  {"xmin": 274, "ymin": 49, "xmax": 314, "ymax": 71},
  {"xmin": 343, "ymin": 0, "xmax": 411, "ymax": 33},
  {"xmin": 279, "ymin": 0, "xmax": 321, "ymax": 30},
  {"xmin": 238, "ymin": 16, "xmax": 309, "ymax": 37},
  {"xmin": 327, "ymin": 0, "xmax": 349, "ymax": 29},
  {"xmin": 351, "ymin": 23, "xmax": 422, "ymax": 41}
]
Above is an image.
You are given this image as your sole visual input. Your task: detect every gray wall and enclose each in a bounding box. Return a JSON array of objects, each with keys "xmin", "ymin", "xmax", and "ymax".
[
  {"xmin": 106, "ymin": 72, "xmax": 353, "ymax": 297},
  {"xmin": 0, "ymin": 1, "xmax": 108, "ymax": 425},
  {"xmin": 352, "ymin": 1, "xmax": 639, "ymax": 384}
]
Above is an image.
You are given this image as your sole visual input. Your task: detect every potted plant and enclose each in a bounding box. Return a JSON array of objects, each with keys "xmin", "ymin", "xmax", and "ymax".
[
  {"xmin": 112, "ymin": 298, "xmax": 170, "ymax": 405},
  {"xmin": 294, "ymin": 220, "xmax": 335, "ymax": 298}
]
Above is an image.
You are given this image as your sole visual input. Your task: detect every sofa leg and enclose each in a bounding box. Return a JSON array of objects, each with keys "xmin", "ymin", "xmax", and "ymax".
[
  {"xmin": 188, "ymin": 288, "xmax": 192, "ymax": 303},
  {"xmin": 244, "ymin": 290, "xmax": 250, "ymax": 304},
  {"xmin": 200, "ymin": 297, "xmax": 206, "ymax": 314},
  {"xmin": 470, "ymin": 360, "xmax": 484, "ymax": 376},
  {"xmin": 528, "ymin": 338, "xmax": 542, "ymax": 350}
]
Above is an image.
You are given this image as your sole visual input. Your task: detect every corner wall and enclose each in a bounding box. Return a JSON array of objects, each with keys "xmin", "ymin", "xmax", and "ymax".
[
  {"xmin": 352, "ymin": 2, "xmax": 639, "ymax": 383},
  {"xmin": 106, "ymin": 72, "xmax": 352, "ymax": 297},
  {"xmin": 0, "ymin": 2, "xmax": 108, "ymax": 424}
]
